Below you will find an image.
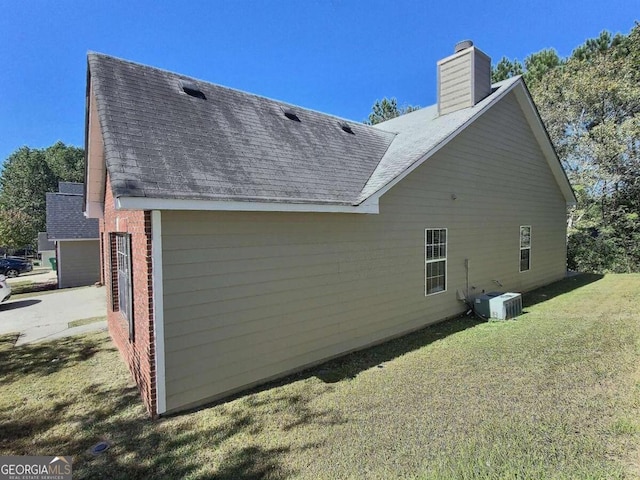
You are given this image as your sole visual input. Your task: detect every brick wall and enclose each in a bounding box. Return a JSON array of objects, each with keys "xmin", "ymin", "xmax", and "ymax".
[{"xmin": 100, "ymin": 174, "xmax": 157, "ymax": 417}]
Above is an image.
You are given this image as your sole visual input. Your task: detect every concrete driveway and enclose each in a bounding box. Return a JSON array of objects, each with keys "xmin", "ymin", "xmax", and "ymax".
[{"xmin": 0, "ymin": 286, "xmax": 107, "ymax": 345}]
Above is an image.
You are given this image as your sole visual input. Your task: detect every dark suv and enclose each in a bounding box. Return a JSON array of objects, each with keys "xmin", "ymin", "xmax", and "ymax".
[{"xmin": 0, "ymin": 257, "xmax": 33, "ymax": 277}]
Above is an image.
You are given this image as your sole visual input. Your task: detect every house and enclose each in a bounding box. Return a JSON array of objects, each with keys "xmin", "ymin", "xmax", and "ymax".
[
  {"xmin": 37, "ymin": 232, "xmax": 55, "ymax": 268},
  {"xmin": 83, "ymin": 42, "xmax": 576, "ymax": 417},
  {"xmin": 46, "ymin": 182, "xmax": 100, "ymax": 288}
]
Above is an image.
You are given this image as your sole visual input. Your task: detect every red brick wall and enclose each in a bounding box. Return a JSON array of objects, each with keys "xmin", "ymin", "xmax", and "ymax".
[{"xmin": 100, "ymin": 174, "xmax": 157, "ymax": 417}]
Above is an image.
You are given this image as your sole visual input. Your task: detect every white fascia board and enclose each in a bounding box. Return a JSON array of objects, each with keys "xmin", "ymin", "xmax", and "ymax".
[
  {"xmin": 151, "ymin": 210, "xmax": 167, "ymax": 416},
  {"xmin": 511, "ymin": 86, "xmax": 577, "ymax": 207},
  {"xmin": 360, "ymin": 79, "xmax": 521, "ymax": 209},
  {"xmin": 116, "ymin": 196, "xmax": 379, "ymax": 214}
]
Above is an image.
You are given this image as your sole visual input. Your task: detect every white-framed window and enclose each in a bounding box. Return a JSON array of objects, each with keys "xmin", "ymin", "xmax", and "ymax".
[
  {"xmin": 115, "ymin": 233, "xmax": 134, "ymax": 339},
  {"xmin": 520, "ymin": 226, "xmax": 531, "ymax": 272},
  {"xmin": 425, "ymin": 228, "xmax": 447, "ymax": 296}
]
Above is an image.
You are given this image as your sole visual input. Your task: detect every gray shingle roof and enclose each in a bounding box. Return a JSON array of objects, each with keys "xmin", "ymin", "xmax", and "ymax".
[
  {"xmin": 58, "ymin": 182, "xmax": 84, "ymax": 195},
  {"xmin": 89, "ymin": 53, "xmax": 396, "ymax": 205},
  {"xmin": 46, "ymin": 192, "xmax": 99, "ymax": 240},
  {"xmin": 361, "ymin": 77, "xmax": 519, "ymax": 201},
  {"xmin": 88, "ymin": 53, "xmax": 521, "ymax": 206}
]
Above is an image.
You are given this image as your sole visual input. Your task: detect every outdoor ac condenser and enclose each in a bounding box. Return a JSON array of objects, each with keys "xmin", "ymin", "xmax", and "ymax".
[{"xmin": 475, "ymin": 292, "xmax": 523, "ymax": 320}]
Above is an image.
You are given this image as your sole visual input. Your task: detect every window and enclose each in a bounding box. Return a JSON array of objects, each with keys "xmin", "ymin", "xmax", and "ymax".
[
  {"xmin": 115, "ymin": 233, "xmax": 134, "ymax": 339},
  {"xmin": 520, "ymin": 226, "xmax": 531, "ymax": 272},
  {"xmin": 425, "ymin": 228, "xmax": 447, "ymax": 296}
]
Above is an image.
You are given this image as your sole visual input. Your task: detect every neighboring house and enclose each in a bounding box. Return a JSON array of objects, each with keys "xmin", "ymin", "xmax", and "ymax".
[
  {"xmin": 84, "ymin": 42, "xmax": 576, "ymax": 417},
  {"xmin": 37, "ymin": 232, "xmax": 56, "ymax": 268},
  {"xmin": 46, "ymin": 182, "xmax": 100, "ymax": 288}
]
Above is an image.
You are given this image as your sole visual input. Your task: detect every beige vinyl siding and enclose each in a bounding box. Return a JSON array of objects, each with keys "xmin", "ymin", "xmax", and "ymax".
[
  {"xmin": 473, "ymin": 51, "xmax": 492, "ymax": 104},
  {"xmin": 161, "ymin": 91, "xmax": 567, "ymax": 412},
  {"xmin": 438, "ymin": 51, "xmax": 473, "ymax": 114},
  {"xmin": 58, "ymin": 240, "xmax": 100, "ymax": 288}
]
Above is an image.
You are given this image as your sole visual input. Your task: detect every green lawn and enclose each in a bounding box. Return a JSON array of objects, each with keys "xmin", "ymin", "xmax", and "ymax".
[
  {"xmin": 0, "ymin": 274, "xmax": 638, "ymax": 479},
  {"xmin": 8, "ymin": 280, "xmax": 58, "ymax": 299},
  {"xmin": 67, "ymin": 316, "xmax": 106, "ymax": 329},
  {"xmin": 9, "ymin": 284, "xmax": 87, "ymax": 301},
  {"xmin": 6, "ymin": 280, "xmax": 33, "ymax": 289}
]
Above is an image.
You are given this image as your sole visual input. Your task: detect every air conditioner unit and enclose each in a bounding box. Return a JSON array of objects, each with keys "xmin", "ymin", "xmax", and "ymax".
[{"xmin": 474, "ymin": 292, "xmax": 523, "ymax": 320}]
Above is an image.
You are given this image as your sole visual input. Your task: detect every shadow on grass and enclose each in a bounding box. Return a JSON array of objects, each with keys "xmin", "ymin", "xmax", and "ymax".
[
  {"xmin": 311, "ymin": 315, "xmax": 480, "ymax": 383},
  {"xmin": 200, "ymin": 314, "xmax": 483, "ymax": 407},
  {"xmin": 241, "ymin": 392, "xmax": 347, "ymax": 432},
  {"xmin": 0, "ymin": 299, "xmax": 42, "ymax": 310},
  {"xmin": 1, "ymin": 313, "xmax": 474, "ymax": 478},
  {"xmin": 0, "ymin": 333, "xmax": 331, "ymax": 479},
  {"xmin": 523, "ymin": 273, "xmax": 604, "ymax": 308},
  {"xmin": 0, "ymin": 388, "xmax": 306, "ymax": 479},
  {"xmin": 0, "ymin": 333, "xmax": 105, "ymax": 383}
]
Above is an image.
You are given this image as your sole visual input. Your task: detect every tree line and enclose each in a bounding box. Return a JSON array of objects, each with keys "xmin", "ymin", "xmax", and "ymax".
[{"xmin": 0, "ymin": 142, "xmax": 84, "ymax": 250}]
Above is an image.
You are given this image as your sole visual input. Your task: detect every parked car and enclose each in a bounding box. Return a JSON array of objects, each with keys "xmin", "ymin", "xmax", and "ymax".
[
  {"xmin": 0, "ymin": 257, "xmax": 33, "ymax": 277},
  {"xmin": 0, "ymin": 275, "xmax": 10, "ymax": 303}
]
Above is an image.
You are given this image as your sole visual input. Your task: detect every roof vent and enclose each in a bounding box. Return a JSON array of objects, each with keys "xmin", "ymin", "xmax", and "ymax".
[
  {"xmin": 282, "ymin": 108, "xmax": 300, "ymax": 122},
  {"xmin": 180, "ymin": 80, "xmax": 206, "ymax": 99},
  {"xmin": 339, "ymin": 122, "xmax": 354, "ymax": 134},
  {"xmin": 454, "ymin": 40, "xmax": 474, "ymax": 53}
]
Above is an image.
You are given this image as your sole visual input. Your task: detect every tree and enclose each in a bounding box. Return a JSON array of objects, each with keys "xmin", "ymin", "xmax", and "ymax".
[
  {"xmin": 522, "ymin": 49, "xmax": 563, "ymax": 87},
  {"xmin": 0, "ymin": 143, "xmax": 84, "ymax": 249},
  {"xmin": 531, "ymin": 24, "xmax": 640, "ymax": 272},
  {"xmin": 365, "ymin": 98, "xmax": 419, "ymax": 125},
  {"xmin": 0, "ymin": 208, "xmax": 40, "ymax": 251},
  {"xmin": 491, "ymin": 50, "xmax": 562, "ymax": 86},
  {"xmin": 491, "ymin": 56, "xmax": 523, "ymax": 83},
  {"xmin": 45, "ymin": 141, "xmax": 84, "ymax": 182},
  {"xmin": 571, "ymin": 30, "xmax": 627, "ymax": 61}
]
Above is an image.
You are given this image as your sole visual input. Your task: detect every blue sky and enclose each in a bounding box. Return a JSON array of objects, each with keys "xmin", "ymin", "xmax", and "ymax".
[{"xmin": 1, "ymin": 0, "xmax": 637, "ymax": 166}]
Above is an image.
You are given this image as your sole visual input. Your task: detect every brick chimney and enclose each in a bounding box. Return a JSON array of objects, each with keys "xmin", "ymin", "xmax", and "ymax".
[{"xmin": 437, "ymin": 40, "xmax": 491, "ymax": 115}]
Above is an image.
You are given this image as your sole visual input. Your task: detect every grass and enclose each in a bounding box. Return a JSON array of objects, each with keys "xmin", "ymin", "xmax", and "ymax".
[
  {"xmin": 9, "ymin": 284, "xmax": 86, "ymax": 301},
  {"xmin": 68, "ymin": 316, "xmax": 106, "ymax": 329},
  {"xmin": 8, "ymin": 280, "xmax": 57, "ymax": 297},
  {"xmin": 7, "ymin": 280, "xmax": 33, "ymax": 289},
  {"xmin": 0, "ymin": 273, "xmax": 638, "ymax": 479}
]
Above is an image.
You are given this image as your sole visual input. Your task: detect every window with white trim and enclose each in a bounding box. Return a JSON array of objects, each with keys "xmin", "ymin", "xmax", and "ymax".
[
  {"xmin": 115, "ymin": 233, "xmax": 134, "ymax": 339},
  {"xmin": 425, "ymin": 228, "xmax": 447, "ymax": 296},
  {"xmin": 520, "ymin": 226, "xmax": 531, "ymax": 272}
]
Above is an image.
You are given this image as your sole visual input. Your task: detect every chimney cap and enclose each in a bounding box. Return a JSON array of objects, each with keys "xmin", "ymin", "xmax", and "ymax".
[{"xmin": 454, "ymin": 40, "xmax": 474, "ymax": 53}]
